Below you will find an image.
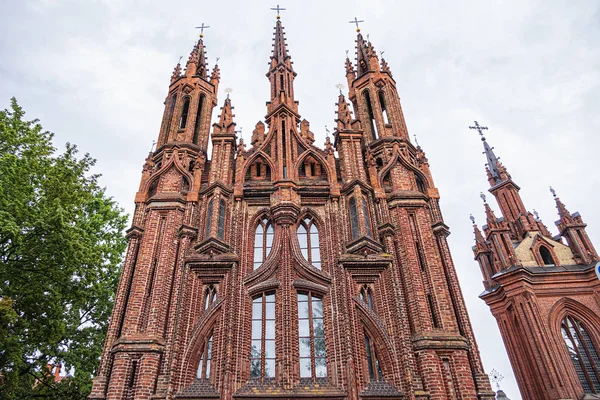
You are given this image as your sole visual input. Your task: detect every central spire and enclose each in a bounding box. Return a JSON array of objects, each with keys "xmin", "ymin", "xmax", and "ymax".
[{"xmin": 266, "ymin": 15, "xmax": 297, "ymax": 112}]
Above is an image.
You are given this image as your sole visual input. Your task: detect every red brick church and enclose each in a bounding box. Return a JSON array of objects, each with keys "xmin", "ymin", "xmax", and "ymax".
[
  {"xmin": 89, "ymin": 14, "xmax": 497, "ymax": 400},
  {"xmin": 471, "ymin": 124, "xmax": 600, "ymax": 399}
]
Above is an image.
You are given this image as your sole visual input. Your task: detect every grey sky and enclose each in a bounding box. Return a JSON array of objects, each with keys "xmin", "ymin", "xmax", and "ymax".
[{"xmin": 2, "ymin": 1, "xmax": 600, "ymax": 398}]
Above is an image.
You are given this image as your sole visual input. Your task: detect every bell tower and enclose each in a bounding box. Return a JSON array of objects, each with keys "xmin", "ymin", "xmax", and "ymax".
[{"xmin": 470, "ymin": 122, "xmax": 600, "ymax": 400}]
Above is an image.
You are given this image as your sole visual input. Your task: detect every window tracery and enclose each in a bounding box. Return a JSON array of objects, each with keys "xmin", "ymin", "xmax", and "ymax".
[
  {"xmin": 253, "ymin": 218, "xmax": 274, "ymax": 270},
  {"xmin": 251, "ymin": 293, "xmax": 276, "ymax": 380},
  {"xmin": 196, "ymin": 333, "xmax": 213, "ymax": 380},
  {"xmin": 298, "ymin": 218, "xmax": 321, "ymax": 269},
  {"xmin": 561, "ymin": 316, "xmax": 600, "ymax": 393},
  {"xmin": 298, "ymin": 292, "xmax": 327, "ymax": 379}
]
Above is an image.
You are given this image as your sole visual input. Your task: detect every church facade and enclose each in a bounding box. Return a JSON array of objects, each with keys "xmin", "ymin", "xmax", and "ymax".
[
  {"xmin": 90, "ymin": 16, "xmax": 495, "ymax": 400},
  {"xmin": 471, "ymin": 127, "xmax": 600, "ymax": 400}
]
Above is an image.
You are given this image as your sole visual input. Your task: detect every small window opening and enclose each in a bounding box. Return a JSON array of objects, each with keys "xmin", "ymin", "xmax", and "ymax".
[
  {"xmin": 349, "ymin": 198, "xmax": 359, "ymax": 239},
  {"xmin": 428, "ymin": 294, "xmax": 440, "ymax": 328},
  {"xmin": 204, "ymin": 285, "xmax": 217, "ymax": 310},
  {"xmin": 378, "ymin": 91, "xmax": 389, "ymax": 124},
  {"xmin": 415, "ymin": 173, "xmax": 426, "ymax": 193},
  {"xmin": 363, "ymin": 90, "xmax": 378, "ymax": 140},
  {"xmin": 360, "ymin": 285, "xmax": 374, "ymax": 310},
  {"xmin": 217, "ymin": 199, "xmax": 226, "ymax": 239},
  {"xmin": 205, "ymin": 199, "xmax": 214, "ymax": 238},
  {"xmin": 364, "ymin": 332, "xmax": 383, "ymax": 381},
  {"xmin": 129, "ymin": 360, "xmax": 138, "ymax": 388},
  {"xmin": 179, "ymin": 98, "xmax": 190, "ymax": 129},
  {"xmin": 540, "ymin": 245, "xmax": 555, "ymax": 265},
  {"xmin": 193, "ymin": 95, "xmax": 205, "ymax": 144}
]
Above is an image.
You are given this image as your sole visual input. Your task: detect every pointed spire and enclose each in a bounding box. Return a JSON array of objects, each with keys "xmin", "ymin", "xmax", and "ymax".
[
  {"xmin": 551, "ymin": 186, "xmax": 574, "ymax": 223},
  {"xmin": 355, "ymin": 32, "xmax": 371, "ymax": 76},
  {"xmin": 481, "ymin": 192, "xmax": 499, "ymax": 225},
  {"xmin": 171, "ymin": 58, "xmax": 182, "ymax": 84},
  {"xmin": 271, "ymin": 18, "xmax": 291, "ymax": 67},
  {"xmin": 185, "ymin": 38, "xmax": 209, "ymax": 79},
  {"xmin": 213, "ymin": 97, "xmax": 236, "ymax": 135}
]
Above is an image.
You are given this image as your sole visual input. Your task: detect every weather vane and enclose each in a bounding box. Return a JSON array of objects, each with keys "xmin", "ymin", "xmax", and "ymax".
[
  {"xmin": 270, "ymin": 4, "xmax": 286, "ymax": 18},
  {"xmin": 488, "ymin": 369, "xmax": 504, "ymax": 390},
  {"xmin": 225, "ymin": 87, "xmax": 233, "ymax": 99},
  {"xmin": 349, "ymin": 17, "xmax": 364, "ymax": 32},
  {"xmin": 480, "ymin": 192, "xmax": 487, "ymax": 203},
  {"xmin": 195, "ymin": 23, "xmax": 210, "ymax": 38},
  {"xmin": 325, "ymin": 125, "xmax": 330, "ymax": 138},
  {"xmin": 469, "ymin": 120, "xmax": 488, "ymax": 140},
  {"xmin": 335, "ymin": 83, "xmax": 344, "ymax": 94},
  {"xmin": 470, "ymin": 214, "xmax": 475, "ymax": 224}
]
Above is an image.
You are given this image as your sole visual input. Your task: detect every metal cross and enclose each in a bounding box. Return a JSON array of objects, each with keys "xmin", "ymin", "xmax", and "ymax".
[
  {"xmin": 469, "ymin": 120, "xmax": 488, "ymax": 137},
  {"xmin": 195, "ymin": 23, "xmax": 210, "ymax": 37},
  {"xmin": 335, "ymin": 83, "xmax": 344, "ymax": 94},
  {"xmin": 488, "ymin": 369, "xmax": 504, "ymax": 390},
  {"xmin": 349, "ymin": 17, "xmax": 364, "ymax": 31},
  {"xmin": 225, "ymin": 87, "xmax": 233, "ymax": 99},
  {"xmin": 270, "ymin": 4, "xmax": 286, "ymax": 17}
]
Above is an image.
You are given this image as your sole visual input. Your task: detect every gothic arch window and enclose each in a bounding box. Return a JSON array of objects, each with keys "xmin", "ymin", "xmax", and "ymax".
[
  {"xmin": 217, "ymin": 199, "xmax": 226, "ymax": 240},
  {"xmin": 205, "ymin": 199, "xmax": 214, "ymax": 239},
  {"xmin": 193, "ymin": 94, "xmax": 205, "ymax": 145},
  {"xmin": 298, "ymin": 218, "xmax": 321, "ymax": 269},
  {"xmin": 204, "ymin": 285, "xmax": 217, "ymax": 310},
  {"xmin": 251, "ymin": 293, "xmax": 276, "ymax": 381},
  {"xmin": 540, "ymin": 245, "xmax": 555, "ymax": 265},
  {"xmin": 362, "ymin": 196, "xmax": 373, "ymax": 238},
  {"xmin": 253, "ymin": 218, "xmax": 274, "ymax": 270},
  {"xmin": 165, "ymin": 93, "xmax": 177, "ymax": 141},
  {"xmin": 561, "ymin": 316, "xmax": 600, "ymax": 393},
  {"xmin": 363, "ymin": 90, "xmax": 378, "ymax": 140},
  {"xmin": 364, "ymin": 331, "xmax": 383, "ymax": 381},
  {"xmin": 378, "ymin": 91, "xmax": 390, "ymax": 125},
  {"xmin": 349, "ymin": 197, "xmax": 360, "ymax": 239},
  {"xmin": 298, "ymin": 292, "xmax": 327, "ymax": 379},
  {"xmin": 196, "ymin": 332, "xmax": 213, "ymax": 380},
  {"xmin": 360, "ymin": 285, "xmax": 374, "ymax": 310},
  {"xmin": 179, "ymin": 97, "xmax": 191, "ymax": 130}
]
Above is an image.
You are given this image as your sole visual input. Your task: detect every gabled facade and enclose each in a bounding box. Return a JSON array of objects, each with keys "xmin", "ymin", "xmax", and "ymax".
[
  {"xmin": 90, "ymin": 17, "xmax": 495, "ymax": 400},
  {"xmin": 471, "ymin": 127, "xmax": 600, "ymax": 400}
]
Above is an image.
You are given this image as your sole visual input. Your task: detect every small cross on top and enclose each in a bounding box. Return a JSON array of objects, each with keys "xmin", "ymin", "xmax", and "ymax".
[
  {"xmin": 195, "ymin": 23, "xmax": 210, "ymax": 38},
  {"xmin": 335, "ymin": 83, "xmax": 344, "ymax": 94},
  {"xmin": 469, "ymin": 120, "xmax": 488, "ymax": 138},
  {"xmin": 488, "ymin": 369, "xmax": 504, "ymax": 390},
  {"xmin": 271, "ymin": 4, "xmax": 286, "ymax": 18},
  {"xmin": 225, "ymin": 87, "xmax": 233, "ymax": 99},
  {"xmin": 349, "ymin": 17, "xmax": 364, "ymax": 32}
]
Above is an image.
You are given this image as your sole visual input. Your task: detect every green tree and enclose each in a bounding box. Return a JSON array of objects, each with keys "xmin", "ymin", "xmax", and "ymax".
[{"xmin": 0, "ymin": 98, "xmax": 128, "ymax": 399}]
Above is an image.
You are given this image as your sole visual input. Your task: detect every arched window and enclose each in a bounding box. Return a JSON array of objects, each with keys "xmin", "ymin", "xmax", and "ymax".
[
  {"xmin": 193, "ymin": 94, "xmax": 205, "ymax": 145},
  {"xmin": 205, "ymin": 199, "xmax": 214, "ymax": 238},
  {"xmin": 298, "ymin": 292, "xmax": 327, "ymax": 379},
  {"xmin": 217, "ymin": 199, "xmax": 226, "ymax": 240},
  {"xmin": 540, "ymin": 245, "xmax": 555, "ymax": 265},
  {"xmin": 196, "ymin": 333, "xmax": 213, "ymax": 380},
  {"xmin": 415, "ymin": 173, "xmax": 426, "ymax": 194},
  {"xmin": 561, "ymin": 316, "xmax": 600, "ymax": 393},
  {"xmin": 253, "ymin": 218, "xmax": 274, "ymax": 270},
  {"xmin": 204, "ymin": 285, "xmax": 217, "ymax": 310},
  {"xmin": 164, "ymin": 93, "xmax": 177, "ymax": 141},
  {"xmin": 363, "ymin": 90, "xmax": 378, "ymax": 140},
  {"xmin": 363, "ymin": 197, "xmax": 373, "ymax": 238},
  {"xmin": 251, "ymin": 293, "xmax": 275, "ymax": 381},
  {"xmin": 349, "ymin": 198, "xmax": 359, "ymax": 239},
  {"xmin": 364, "ymin": 332, "xmax": 383, "ymax": 381},
  {"xmin": 179, "ymin": 97, "xmax": 190, "ymax": 129},
  {"xmin": 378, "ymin": 91, "xmax": 389, "ymax": 125},
  {"xmin": 298, "ymin": 218, "xmax": 321, "ymax": 269},
  {"xmin": 360, "ymin": 285, "xmax": 374, "ymax": 310},
  {"xmin": 205, "ymin": 199, "xmax": 213, "ymax": 238}
]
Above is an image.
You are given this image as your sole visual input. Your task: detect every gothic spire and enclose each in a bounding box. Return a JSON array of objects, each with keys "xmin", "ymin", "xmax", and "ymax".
[
  {"xmin": 266, "ymin": 15, "xmax": 297, "ymax": 111},
  {"xmin": 213, "ymin": 97, "xmax": 236, "ymax": 135},
  {"xmin": 550, "ymin": 187, "xmax": 574, "ymax": 223},
  {"xmin": 270, "ymin": 18, "xmax": 291, "ymax": 68},
  {"xmin": 185, "ymin": 37, "xmax": 209, "ymax": 79}
]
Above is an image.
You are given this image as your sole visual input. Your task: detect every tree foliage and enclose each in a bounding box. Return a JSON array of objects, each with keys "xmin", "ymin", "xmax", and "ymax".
[{"xmin": 0, "ymin": 98, "xmax": 128, "ymax": 399}]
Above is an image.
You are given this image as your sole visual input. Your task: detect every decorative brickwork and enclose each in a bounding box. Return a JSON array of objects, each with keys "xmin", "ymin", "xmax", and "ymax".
[
  {"xmin": 472, "ymin": 131, "xmax": 600, "ymax": 400},
  {"xmin": 90, "ymin": 17, "xmax": 495, "ymax": 400}
]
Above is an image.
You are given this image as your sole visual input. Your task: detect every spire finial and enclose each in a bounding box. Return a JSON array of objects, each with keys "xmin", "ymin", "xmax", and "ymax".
[
  {"xmin": 488, "ymin": 369, "xmax": 504, "ymax": 391},
  {"xmin": 550, "ymin": 186, "xmax": 557, "ymax": 198},
  {"xmin": 533, "ymin": 209, "xmax": 540, "ymax": 221},
  {"xmin": 469, "ymin": 120, "xmax": 488, "ymax": 140},
  {"xmin": 178, "ymin": 55, "xmax": 183, "ymax": 64},
  {"xmin": 335, "ymin": 83, "xmax": 344, "ymax": 95},
  {"xmin": 215, "ymin": 57, "xmax": 220, "ymax": 64},
  {"xmin": 225, "ymin": 87, "xmax": 233, "ymax": 99},
  {"xmin": 413, "ymin": 134, "xmax": 420, "ymax": 147},
  {"xmin": 270, "ymin": 4, "xmax": 286, "ymax": 19},
  {"xmin": 151, "ymin": 140, "xmax": 157, "ymax": 152},
  {"xmin": 349, "ymin": 17, "xmax": 364, "ymax": 32},
  {"xmin": 325, "ymin": 125, "xmax": 330, "ymax": 138},
  {"xmin": 195, "ymin": 23, "xmax": 210, "ymax": 38},
  {"xmin": 480, "ymin": 192, "xmax": 487, "ymax": 203},
  {"xmin": 470, "ymin": 214, "xmax": 476, "ymax": 225}
]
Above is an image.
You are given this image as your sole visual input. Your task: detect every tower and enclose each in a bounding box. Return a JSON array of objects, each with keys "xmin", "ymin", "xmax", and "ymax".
[
  {"xmin": 470, "ymin": 123, "xmax": 600, "ymax": 400},
  {"xmin": 90, "ymin": 15, "xmax": 495, "ymax": 400}
]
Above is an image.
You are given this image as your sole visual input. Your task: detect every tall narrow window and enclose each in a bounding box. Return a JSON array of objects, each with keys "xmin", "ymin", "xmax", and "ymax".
[
  {"xmin": 378, "ymin": 91, "xmax": 389, "ymax": 124},
  {"xmin": 364, "ymin": 332, "xmax": 383, "ymax": 381},
  {"xmin": 204, "ymin": 285, "xmax": 217, "ymax": 310},
  {"xmin": 193, "ymin": 94, "xmax": 205, "ymax": 145},
  {"xmin": 253, "ymin": 219, "xmax": 274, "ymax": 270},
  {"xmin": 350, "ymin": 198, "xmax": 359, "ymax": 239},
  {"xmin": 363, "ymin": 90, "xmax": 378, "ymax": 140},
  {"xmin": 179, "ymin": 97, "xmax": 190, "ymax": 129},
  {"xmin": 561, "ymin": 316, "xmax": 600, "ymax": 393},
  {"xmin": 362, "ymin": 197, "xmax": 373, "ymax": 238},
  {"xmin": 298, "ymin": 218, "xmax": 321, "ymax": 269},
  {"xmin": 298, "ymin": 293, "xmax": 327, "ymax": 379},
  {"xmin": 205, "ymin": 199, "xmax": 214, "ymax": 238},
  {"xmin": 415, "ymin": 173, "xmax": 426, "ymax": 193},
  {"xmin": 165, "ymin": 94, "xmax": 177, "ymax": 141},
  {"xmin": 196, "ymin": 333, "xmax": 213, "ymax": 380},
  {"xmin": 280, "ymin": 74, "xmax": 284, "ymax": 93},
  {"xmin": 251, "ymin": 293, "xmax": 275, "ymax": 381},
  {"xmin": 540, "ymin": 245, "xmax": 555, "ymax": 266},
  {"xmin": 360, "ymin": 285, "xmax": 374, "ymax": 310},
  {"xmin": 217, "ymin": 199, "xmax": 226, "ymax": 239}
]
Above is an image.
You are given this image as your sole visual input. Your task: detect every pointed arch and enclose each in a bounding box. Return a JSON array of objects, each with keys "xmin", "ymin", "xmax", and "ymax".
[
  {"xmin": 377, "ymin": 147, "xmax": 430, "ymax": 191},
  {"xmin": 179, "ymin": 96, "xmax": 191, "ymax": 129},
  {"xmin": 242, "ymin": 151, "xmax": 276, "ymax": 183},
  {"xmin": 294, "ymin": 149, "xmax": 333, "ymax": 183},
  {"xmin": 297, "ymin": 215, "xmax": 322, "ymax": 270},
  {"xmin": 141, "ymin": 151, "xmax": 195, "ymax": 195}
]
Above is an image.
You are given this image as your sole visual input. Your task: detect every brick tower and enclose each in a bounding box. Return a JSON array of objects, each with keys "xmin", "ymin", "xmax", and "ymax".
[
  {"xmin": 470, "ymin": 123, "xmax": 600, "ymax": 400},
  {"xmin": 90, "ymin": 16, "xmax": 495, "ymax": 400}
]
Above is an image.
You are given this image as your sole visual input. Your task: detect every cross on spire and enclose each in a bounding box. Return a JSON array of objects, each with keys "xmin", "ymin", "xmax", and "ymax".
[
  {"xmin": 225, "ymin": 87, "xmax": 233, "ymax": 99},
  {"xmin": 270, "ymin": 4, "xmax": 286, "ymax": 18},
  {"xmin": 469, "ymin": 120, "xmax": 488, "ymax": 139},
  {"xmin": 349, "ymin": 17, "xmax": 364, "ymax": 32},
  {"xmin": 195, "ymin": 23, "xmax": 210, "ymax": 37},
  {"xmin": 335, "ymin": 83, "xmax": 344, "ymax": 94}
]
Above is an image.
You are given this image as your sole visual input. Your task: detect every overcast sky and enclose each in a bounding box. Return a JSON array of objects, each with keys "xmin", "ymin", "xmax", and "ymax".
[{"xmin": 2, "ymin": 1, "xmax": 600, "ymax": 398}]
